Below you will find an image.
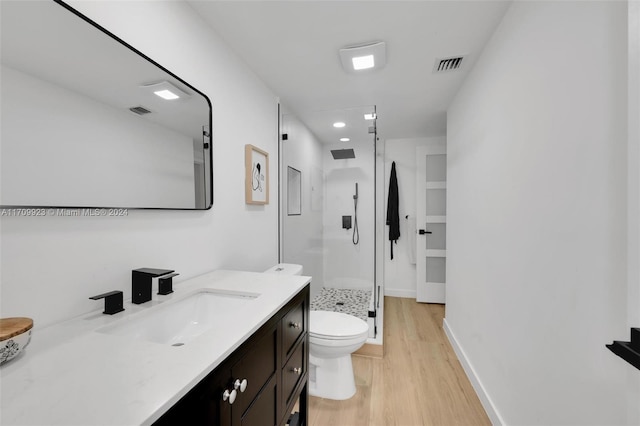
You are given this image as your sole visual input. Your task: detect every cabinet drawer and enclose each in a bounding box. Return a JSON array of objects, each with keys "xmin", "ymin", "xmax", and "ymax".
[
  {"xmin": 282, "ymin": 298, "xmax": 305, "ymax": 359},
  {"xmin": 282, "ymin": 339, "xmax": 305, "ymax": 407},
  {"xmin": 232, "ymin": 327, "xmax": 276, "ymax": 417}
]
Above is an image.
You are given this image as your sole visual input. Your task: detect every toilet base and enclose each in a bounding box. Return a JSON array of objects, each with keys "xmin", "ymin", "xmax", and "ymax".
[{"xmin": 309, "ymin": 354, "xmax": 356, "ymax": 400}]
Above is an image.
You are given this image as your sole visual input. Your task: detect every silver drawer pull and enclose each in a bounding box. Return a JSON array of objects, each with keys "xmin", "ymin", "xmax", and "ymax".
[
  {"xmin": 289, "ymin": 322, "xmax": 301, "ymax": 329},
  {"xmin": 292, "ymin": 367, "xmax": 302, "ymax": 375},
  {"xmin": 234, "ymin": 378, "xmax": 248, "ymax": 393},
  {"xmin": 222, "ymin": 389, "xmax": 237, "ymax": 404}
]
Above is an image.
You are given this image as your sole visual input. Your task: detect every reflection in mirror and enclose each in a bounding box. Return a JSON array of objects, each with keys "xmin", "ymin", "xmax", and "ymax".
[{"xmin": 0, "ymin": 0, "xmax": 212, "ymax": 209}]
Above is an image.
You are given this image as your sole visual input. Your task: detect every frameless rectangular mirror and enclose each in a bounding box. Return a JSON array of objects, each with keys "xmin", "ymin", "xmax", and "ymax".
[{"xmin": 0, "ymin": 0, "xmax": 213, "ymax": 210}]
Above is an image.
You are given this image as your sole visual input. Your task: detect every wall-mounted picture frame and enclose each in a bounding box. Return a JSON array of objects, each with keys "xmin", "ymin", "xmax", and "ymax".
[{"xmin": 245, "ymin": 144, "xmax": 269, "ymax": 204}]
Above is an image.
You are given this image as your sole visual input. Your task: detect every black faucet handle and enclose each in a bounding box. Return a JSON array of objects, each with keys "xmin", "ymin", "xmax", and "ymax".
[
  {"xmin": 90, "ymin": 290, "xmax": 124, "ymax": 315},
  {"xmin": 158, "ymin": 272, "xmax": 179, "ymax": 295}
]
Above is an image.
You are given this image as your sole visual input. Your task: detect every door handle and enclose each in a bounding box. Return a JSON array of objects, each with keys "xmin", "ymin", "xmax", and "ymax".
[{"xmin": 418, "ymin": 229, "xmax": 432, "ymax": 235}]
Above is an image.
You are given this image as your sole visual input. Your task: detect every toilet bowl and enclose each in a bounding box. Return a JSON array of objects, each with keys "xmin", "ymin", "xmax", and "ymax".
[
  {"xmin": 308, "ymin": 310, "xmax": 368, "ymax": 400},
  {"xmin": 263, "ymin": 264, "xmax": 369, "ymax": 400}
]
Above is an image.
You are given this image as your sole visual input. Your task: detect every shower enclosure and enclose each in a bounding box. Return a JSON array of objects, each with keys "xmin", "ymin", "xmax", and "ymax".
[{"xmin": 279, "ymin": 106, "xmax": 381, "ymax": 342}]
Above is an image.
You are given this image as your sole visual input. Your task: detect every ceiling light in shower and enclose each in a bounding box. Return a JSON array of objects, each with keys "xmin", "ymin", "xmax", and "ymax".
[
  {"xmin": 333, "ymin": 122, "xmax": 346, "ymax": 128},
  {"xmin": 340, "ymin": 138, "xmax": 350, "ymax": 142},
  {"xmin": 141, "ymin": 81, "xmax": 190, "ymax": 100},
  {"xmin": 339, "ymin": 41, "xmax": 386, "ymax": 73},
  {"xmin": 364, "ymin": 113, "xmax": 377, "ymax": 120}
]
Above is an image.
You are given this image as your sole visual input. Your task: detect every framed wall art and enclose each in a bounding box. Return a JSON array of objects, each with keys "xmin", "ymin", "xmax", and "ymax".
[{"xmin": 245, "ymin": 144, "xmax": 269, "ymax": 204}]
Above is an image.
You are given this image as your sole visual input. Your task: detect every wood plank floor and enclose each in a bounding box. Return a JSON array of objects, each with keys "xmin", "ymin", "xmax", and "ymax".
[{"xmin": 308, "ymin": 297, "xmax": 491, "ymax": 426}]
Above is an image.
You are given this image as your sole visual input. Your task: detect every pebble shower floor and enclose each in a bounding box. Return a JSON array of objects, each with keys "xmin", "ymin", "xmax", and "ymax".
[{"xmin": 310, "ymin": 287, "xmax": 371, "ymax": 323}]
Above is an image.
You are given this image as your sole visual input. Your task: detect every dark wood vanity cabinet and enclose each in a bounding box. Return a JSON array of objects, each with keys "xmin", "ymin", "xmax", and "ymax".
[{"xmin": 154, "ymin": 284, "xmax": 309, "ymax": 426}]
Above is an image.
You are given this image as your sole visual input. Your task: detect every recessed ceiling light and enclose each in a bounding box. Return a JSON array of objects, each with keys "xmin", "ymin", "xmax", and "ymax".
[
  {"xmin": 141, "ymin": 81, "xmax": 190, "ymax": 100},
  {"xmin": 340, "ymin": 138, "xmax": 350, "ymax": 142},
  {"xmin": 339, "ymin": 41, "xmax": 386, "ymax": 73},
  {"xmin": 352, "ymin": 55, "xmax": 374, "ymax": 70},
  {"xmin": 364, "ymin": 113, "xmax": 377, "ymax": 120},
  {"xmin": 333, "ymin": 122, "xmax": 346, "ymax": 128}
]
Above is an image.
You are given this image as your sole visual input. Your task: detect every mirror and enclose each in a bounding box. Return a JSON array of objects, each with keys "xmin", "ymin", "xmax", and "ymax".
[{"xmin": 0, "ymin": 0, "xmax": 212, "ymax": 210}]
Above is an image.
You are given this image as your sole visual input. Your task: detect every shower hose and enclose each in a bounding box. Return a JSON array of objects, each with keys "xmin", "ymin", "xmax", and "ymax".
[{"xmin": 352, "ymin": 191, "xmax": 359, "ymax": 245}]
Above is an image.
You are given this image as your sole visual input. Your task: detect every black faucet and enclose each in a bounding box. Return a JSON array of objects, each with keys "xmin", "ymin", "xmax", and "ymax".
[{"xmin": 132, "ymin": 268, "xmax": 175, "ymax": 304}]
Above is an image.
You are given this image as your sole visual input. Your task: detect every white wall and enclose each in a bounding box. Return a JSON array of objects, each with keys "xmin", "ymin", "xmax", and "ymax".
[
  {"xmin": 280, "ymin": 114, "xmax": 324, "ymax": 299},
  {"xmin": 382, "ymin": 137, "xmax": 445, "ymax": 298},
  {"xmin": 1, "ymin": 66, "xmax": 195, "ymax": 208},
  {"xmin": 446, "ymin": 1, "xmax": 634, "ymax": 424},
  {"xmin": 0, "ymin": 1, "xmax": 279, "ymax": 328}
]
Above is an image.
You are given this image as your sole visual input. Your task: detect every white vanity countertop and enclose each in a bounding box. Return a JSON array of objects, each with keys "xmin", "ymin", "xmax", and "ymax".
[{"xmin": 0, "ymin": 269, "xmax": 311, "ymax": 426}]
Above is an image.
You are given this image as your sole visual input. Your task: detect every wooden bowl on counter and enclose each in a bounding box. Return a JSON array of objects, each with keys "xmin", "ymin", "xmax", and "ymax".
[{"xmin": 1, "ymin": 317, "xmax": 33, "ymax": 365}]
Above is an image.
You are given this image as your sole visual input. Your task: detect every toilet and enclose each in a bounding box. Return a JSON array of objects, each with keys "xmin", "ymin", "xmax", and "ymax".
[{"xmin": 264, "ymin": 264, "xmax": 369, "ymax": 400}]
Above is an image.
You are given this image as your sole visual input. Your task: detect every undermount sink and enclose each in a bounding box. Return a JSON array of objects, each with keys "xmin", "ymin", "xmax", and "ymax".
[{"xmin": 96, "ymin": 289, "xmax": 260, "ymax": 345}]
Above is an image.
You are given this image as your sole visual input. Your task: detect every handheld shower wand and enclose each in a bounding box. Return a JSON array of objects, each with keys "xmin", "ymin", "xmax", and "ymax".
[{"xmin": 352, "ymin": 183, "xmax": 359, "ymax": 245}]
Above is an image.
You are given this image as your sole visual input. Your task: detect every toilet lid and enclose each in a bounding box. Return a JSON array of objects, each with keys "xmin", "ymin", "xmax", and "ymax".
[{"xmin": 310, "ymin": 311, "xmax": 369, "ymax": 339}]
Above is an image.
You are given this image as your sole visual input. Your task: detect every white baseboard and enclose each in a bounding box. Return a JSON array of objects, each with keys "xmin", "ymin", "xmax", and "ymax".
[
  {"xmin": 443, "ymin": 318, "xmax": 504, "ymax": 426},
  {"xmin": 384, "ymin": 288, "xmax": 416, "ymax": 299}
]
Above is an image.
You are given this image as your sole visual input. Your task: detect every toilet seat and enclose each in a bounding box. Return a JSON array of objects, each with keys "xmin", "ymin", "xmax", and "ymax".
[
  {"xmin": 310, "ymin": 311, "xmax": 368, "ymax": 340},
  {"xmin": 309, "ymin": 333, "xmax": 368, "ymax": 348}
]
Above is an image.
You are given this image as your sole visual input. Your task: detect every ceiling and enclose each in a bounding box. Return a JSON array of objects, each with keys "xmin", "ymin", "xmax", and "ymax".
[{"xmin": 189, "ymin": 1, "xmax": 511, "ymax": 144}]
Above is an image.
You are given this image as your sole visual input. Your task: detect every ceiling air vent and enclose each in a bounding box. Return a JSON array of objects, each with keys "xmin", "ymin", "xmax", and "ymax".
[
  {"xmin": 129, "ymin": 106, "xmax": 152, "ymax": 115},
  {"xmin": 433, "ymin": 56, "xmax": 465, "ymax": 73}
]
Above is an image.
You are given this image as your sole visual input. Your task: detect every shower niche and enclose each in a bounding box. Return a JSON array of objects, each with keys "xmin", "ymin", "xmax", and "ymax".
[
  {"xmin": 280, "ymin": 106, "xmax": 380, "ymax": 344},
  {"xmin": 287, "ymin": 167, "xmax": 302, "ymax": 215}
]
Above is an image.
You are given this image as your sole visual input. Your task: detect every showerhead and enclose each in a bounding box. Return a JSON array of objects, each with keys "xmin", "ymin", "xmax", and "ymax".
[{"xmin": 330, "ymin": 148, "xmax": 355, "ymax": 160}]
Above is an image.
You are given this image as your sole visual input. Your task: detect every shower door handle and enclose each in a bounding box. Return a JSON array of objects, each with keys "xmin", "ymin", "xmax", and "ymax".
[{"xmin": 418, "ymin": 229, "xmax": 432, "ymax": 235}]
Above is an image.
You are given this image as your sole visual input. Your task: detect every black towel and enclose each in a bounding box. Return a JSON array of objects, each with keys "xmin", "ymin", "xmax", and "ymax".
[{"xmin": 386, "ymin": 161, "xmax": 400, "ymax": 259}]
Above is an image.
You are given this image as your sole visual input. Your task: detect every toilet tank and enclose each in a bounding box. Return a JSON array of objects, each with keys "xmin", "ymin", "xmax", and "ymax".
[{"xmin": 263, "ymin": 263, "xmax": 303, "ymax": 275}]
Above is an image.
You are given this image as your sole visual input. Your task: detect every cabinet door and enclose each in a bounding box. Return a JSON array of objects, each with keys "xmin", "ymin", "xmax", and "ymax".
[
  {"xmin": 204, "ymin": 369, "xmax": 233, "ymax": 425},
  {"xmin": 232, "ymin": 327, "xmax": 277, "ymax": 426},
  {"xmin": 153, "ymin": 362, "xmax": 231, "ymax": 426},
  {"xmin": 238, "ymin": 375, "xmax": 277, "ymax": 426}
]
